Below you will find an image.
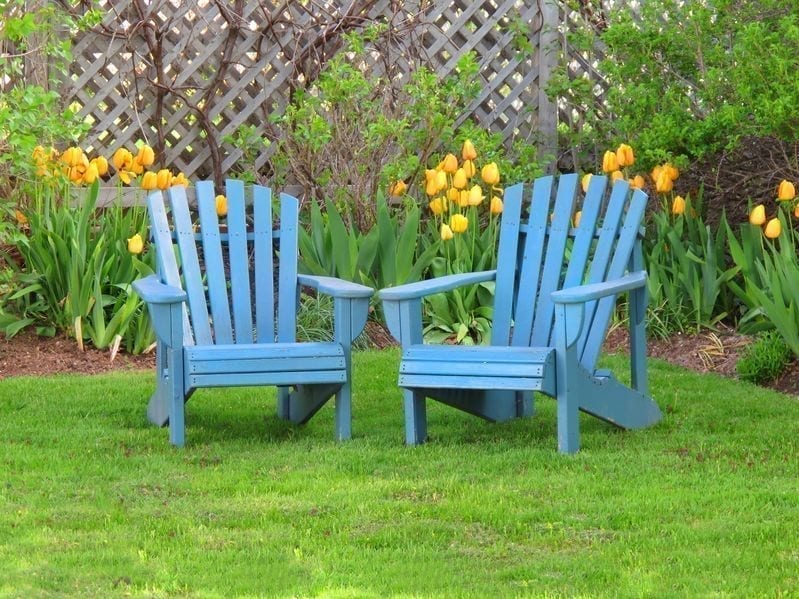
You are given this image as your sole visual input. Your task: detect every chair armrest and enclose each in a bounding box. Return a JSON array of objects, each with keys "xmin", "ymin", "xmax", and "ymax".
[
  {"xmin": 378, "ymin": 270, "xmax": 497, "ymax": 301},
  {"xmin": 297, "ymin": 274, "xmax": 374, "ymax": 299},
  {"xmin": 132, "ymin": 274, "xmax": 187, "ymax": 304},
  {"xmin": 551, "ymin": 271, "xmax": 647, "ymax": 305}
]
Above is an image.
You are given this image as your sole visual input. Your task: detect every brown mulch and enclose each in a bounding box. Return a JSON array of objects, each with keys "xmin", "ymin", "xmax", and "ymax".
[{"xmin": 1, "ymin": 323, "xmax": 797, "ymax": 397}]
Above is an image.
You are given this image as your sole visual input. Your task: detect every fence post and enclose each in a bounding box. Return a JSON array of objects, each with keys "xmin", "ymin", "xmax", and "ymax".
[{"xmin": 537, "ymin": 0, "xmax": 560, "ymax": 173}]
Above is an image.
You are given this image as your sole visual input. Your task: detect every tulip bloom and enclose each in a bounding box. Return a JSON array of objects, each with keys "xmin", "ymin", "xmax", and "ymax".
[
  {"xmin": 61, "ymin": 146, "xmax": 84, "ymax": 167},
  {"xmin": 83, "ymin": 162, "xmax": 99, "ymax": 185},
  {"xmin": 573, "ymin": 210, "xmax": 582, "ymax": 228},
  {"xmin": 749, "ymin": 204, "xmax": 766, "ymax": 225},
  {"xmin": 610, "ymin": 170, "xmax": 624, "ymax": 182},
  {"xmin": 655, "ymin": 171, "xmax": 673, "ymax": 193},
  {"xmin": 481, "ymin": 162, "xmax": 500, "ymax": 185},
  {"xmin": 764, "ymin": 218, "xmax": 781, "ymax": 239},
  {"xmin": 602, "ymin": 150, "xmax": 618, "ymax": 173},
  {"xmin": 442, "ymin": 153, "xmax": 458, "ymax": 174},
  {"xmin": 171, "ymin": 172, "xmax": 189, "ymax": 187},
  {"xmin": 630, "ymin": 174, "xmax": 645, "ymax": 189},
  {"xmin": 15, "ymin": 209, "xmax": 28, "ymax": 225},
  {"xmin": 135, "ymin": 144, "xmax": 155, "ymax": 167},
  {"xmin": 777, "ymin": 180, "xmax": 796, "ymax": 201},
  {"xmin": 461, "ymin": 139, "xmax": 477, "ymax": 161},
  {"xmin": 91, "ymin": 156, "xmax": 109, "ymax": 177},
  {"xmin": 447, "ymin": 187, "xmax": 459, "ymax": 202},
  {"xmin": 664, "ymin": 163, "xmax": 679, "ymax": 180},
  {"xmin": 156, "ymin": 169, "xmax": 172, "ymax": 190},
  {"xmin": 581, "ymin": 173, "xmax": 592, "ymax": 193},
  {"xmin": 462, "ymin": 159, "xmax": 476, "ymax": 178},
  {"xmin": 671, "ymin": 195, "xmax": 686, "ymax": 215},
  {"xmin": 389, "ymin": 180, "xmax": 407, "ymax": 196},
  {"xmin": 127, "ymin": 233, "xmax": 144, "ymax": 255},
  {"xmin": 113, "ymin": 148, "xmax": 134, "ymax": 171},
  {"xmin": 435, "ymin": 169, "xmax": 448, "ymax": 192},
  {"xmin": 458, "ymin": 190, "xmax": 470, "ymax": 208},
  {"xmin": 452, "ymin": 168, "xmax": 468, "ymax": 190},
  {"xmin": 450, "ymin": 213, "xmax": 468, "ymax": 233},
  {"xmin": 615, "ymin": 143, "xmax": 635, "ymax": 167},
  {"xmin": 141, "ymin": 171, "xmax": 158, "ymax": 190},
  {"xmin": 215, "ymin": 194, "xmax": 228, "ymax": 217},
  {"xmin": 428, "ymin": 197, "xmax": 445, "ymax": 215},
  {"xmin": 440, "ymin": 223, "xmax": 454, "ymax": 241},
  {"xmin": 467, "ymin": 185, "xmax": 484, "ymax": 206},
  {"xmin": 490, "ymin": 196, "xmax": 503, "ymax": 214}
]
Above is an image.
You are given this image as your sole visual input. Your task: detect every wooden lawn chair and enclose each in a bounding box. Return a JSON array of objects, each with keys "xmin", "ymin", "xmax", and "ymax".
[
  {"xmin": 378, "ymin": 174, "xmax": 662, "ymax": 453},
  {"xmin": 133, "ymin": 180, "xmax": 373, "ymax": 446}
]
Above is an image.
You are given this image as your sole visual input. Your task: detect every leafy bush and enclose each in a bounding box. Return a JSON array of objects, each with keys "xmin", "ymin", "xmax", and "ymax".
[
  {"xmin": 551, "ymin": 1, "xmax": 799, "ymax": 169},
  {"xmin": 736, "ymin": 330, "xmax": 792, "ymax": 385}
]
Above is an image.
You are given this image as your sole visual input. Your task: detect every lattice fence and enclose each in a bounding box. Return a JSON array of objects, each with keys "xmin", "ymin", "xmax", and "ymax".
[{"xmin": 65, "ymin": 0, "xmax": 558, "ymax": 183}]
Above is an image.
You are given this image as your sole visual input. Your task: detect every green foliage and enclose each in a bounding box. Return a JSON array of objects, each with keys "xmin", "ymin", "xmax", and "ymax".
[
  {"xmin": 271, "ymin": 27, "xmax": 483, "ymax": 232},
  {"xmin": 298, "ymin": 194, "xmax": 437, "ymax": 295},
  {"xmin": 221, "ymin": 124, "xmax": 270, "ymax": 184},
  {"xmin": 0, "ymin": 1, "xmax": 100, "ymax": 199},
  {"xmin": 736, "ymin": 330, "xmax": 792, "ymax": 385},
  {"xmin": 644, "ymin": 194, "xmax": 738, "ymax": 335},
  {"xmin": 551, "ymin": 1, "xmax": 799, "ymax": 169},
  {"xmin": 8, "ymin": 181, "xmax": 155, "ymax": 353}
]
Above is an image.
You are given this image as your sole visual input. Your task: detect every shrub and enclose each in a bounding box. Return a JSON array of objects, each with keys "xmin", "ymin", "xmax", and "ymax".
[{"xmin": 736, "ymin": 330, "xmax": 792, "ymax": 385}]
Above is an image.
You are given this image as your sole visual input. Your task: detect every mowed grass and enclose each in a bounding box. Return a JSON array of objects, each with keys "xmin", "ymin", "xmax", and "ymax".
[{"xmin": 1, "ymin": 349, "xmax": 798, "ymax": 597}]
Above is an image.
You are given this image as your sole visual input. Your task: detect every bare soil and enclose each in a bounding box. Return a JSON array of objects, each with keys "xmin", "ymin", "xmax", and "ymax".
[{"xmin": 1, "ymin": 323, "xmax": 797, "ymax": 398}]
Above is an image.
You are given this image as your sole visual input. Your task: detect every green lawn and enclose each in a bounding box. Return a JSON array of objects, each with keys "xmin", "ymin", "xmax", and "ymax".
[{"xmin": 1, "ymin": 349, "xmax": 797, "ymax": 597}]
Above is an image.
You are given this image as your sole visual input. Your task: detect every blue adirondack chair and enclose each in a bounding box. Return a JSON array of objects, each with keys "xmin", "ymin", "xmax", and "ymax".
[
  {"xmin": 132, "ymin": 179, "xmax": 373, "ymax": 446},
  {"xmin": 379, "ymin": 174, "xmax": 662, "ymax": 453}
]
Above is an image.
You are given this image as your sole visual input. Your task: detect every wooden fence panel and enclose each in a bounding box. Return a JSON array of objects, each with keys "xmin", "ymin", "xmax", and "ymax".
[{"xmin": 65, "ymin": 1, "xmax": 560, "ymax": 182}]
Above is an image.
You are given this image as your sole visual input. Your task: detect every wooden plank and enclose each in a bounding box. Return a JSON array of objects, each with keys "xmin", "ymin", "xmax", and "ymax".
[
  {"xmin": 253, "ymin": 185, "xmax": 276, "ymax": 343},
  {"xmin": 399, "ymin": 374, "xmax": 545, "ymax": 391},
  {"xmin": 188, "ymin": 356, "xmax": 346, "ymax": 375},
  {"xmin": 189, "ymin": 370, "xmax": 346, "ymax": 389},
  {"xmin": 491, "ymin": 182, "xmax": 524, "ymax": 346},
  {"xmin": 403, "ymin": 345, "xmax": 553, "ymax": 363},
  {"xmin": 277, "ymin": 193, "xmax": 299, "ymax": 343},
  {"xmin": 186, "ymin": 341, "xmax": 344, "ymax": 361},
  {"xmin": 401, "ymin": 361, "xmax": 547, "ymax": 377},
  {"xmin": 167, "ymin": 186, "xmax": 212, "ymax": 346},
  {"xmin": 224, "ymin": 179, "xmax": 254, "ymax": 344},
  {"xmin": 196, "ymin": 180, "xmax": 234, "ymax": 344}
]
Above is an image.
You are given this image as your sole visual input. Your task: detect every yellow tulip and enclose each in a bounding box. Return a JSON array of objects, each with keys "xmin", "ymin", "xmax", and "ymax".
[
  {"xmin": 573, "ymin": 210, "xmax": 582, "ymax": 228},
  {"xmin": 82, "ymin": 162, "xmax": 99, "ymax": 185},
  {"xmin": 428, "ymin": 197, "xmax": 445, "ymax": 215},
  {"xmin": 794, "ymin": 204, "xmax": 799, "ymax": 219},
  {"xmin": 435, "ymin": 169, "xmax": 448, "ymax": 192},
  {"xmin": 481, "ymin": 162, "xmax": 500, "ymax": 185},
  {"xmin": 91, "ymin": 156, "xmax": 109, "ymax": 177},
  {"xmin": 671, "ymin": 195, "xmax": 686, "ymax": 215},
  {"xmin": 749, "ymin": 204, "xmax": 766, "ymax": 225},
  {"xmin": 68, "ymin": 165, "xmax": 85, "ymax": 183},
  {"xmin": 615, "ymin": 143, "xmax": 635, "ymax": 167},
  {"xmin": 602, "ymin": 150, "xmax": 618, "ymax": 173},
  {"xmin": 15, "ymin": 209, "xmax": 28, "ymax": 226},
  {"xmin": 447, "ymin": 187, "xmax": 460, "ymax": 202},
  {"xmin": 777, "ymin": 179, "xmax": 796, "ymax": 201},
  {"xmin": 140, "ymin": 171, "xmax": 158, "ymax": 190},
  {"xmin": 655, "ymin": 170, "xmax": 673, "ymax": 193},
  {"xmin": 467, "ymin": 184, "xmax": 484, "ymax": 206},
  {"xmin": 156, "ymin": 168, "xmax": 172, "ymax": 190},
  {"xmin": 664, "ymin": 163, "xmax": 679, "ymax": 180},
  {"xmin": 61, "ymin": 146, "xmax": 84, "ymax": 167},
  {"xmin": 424, "ymin": 168, "xmax": 437, "ymax": 185},
  {"xmin": 389, "ymin": 180, "xmax": 407, "ymax": 196},
  {"xmin": 112, "ymin": 148, "xmax": 133, "ymax": 171},
  {"xmin": 458, "ymin": 190, "xmax": 470, "ymax": 207},
  {"xmin": 764, "ymin": 217, "xmax": 781, "ymax": 239},
  {"xmin": 442, "ymin": 153, "xmax": 458, "ymax": 174},
  {"xmin": 452, "ymin": 168, "xmax": 468, "ymax": 190},
  {"xmin": 440, "ymin": 223, "xmax": 454, "ymax": 241},
  {"xmin": 135, "ymin": 144, "xmax": 155, "ymax": 167},
  {"xmin": 119, "ymin": 170, "xmax": 134, "ymax": 185},
  {"xmin": 215, "ymin": 194, "xmax": 228, "ymax": 217},
  {"xmin": 462, "ymin": 159, "xmax": 476, "ymax": 178},
  {"xmin": 171, "ymin": 172, "xmax": 189, "ymax": 187},
  {"xmin": 461, "ymin": 139, "xmax": 477, "ymax": 161},
  {"xmin": 610, "ymin": 170, "xmax": 624, "ymax": 182},
  {"xmin": 630, "ymin": 174, "xmax": 646, "ymax": 189},
  {"xmin": 650, "ymin": 165, "xmax": 663, "ymax": 184},
  {"xmin": 581, "ymin": 173, "xmax": 592, "ymax": 193},
  {"xmin": 127, "ymin": 233, "xmax": 144, "ymax": 255},
  {"xmin": 425, "ymin": 178, "xmax": 439, "ymax": 197},
  {"xmin": 490, "ymin": 196, "xmax": 503, "ymax": 214},
  {"xmin": 450, "ymin": 213, "xmax": 468, "ymax": 233}
]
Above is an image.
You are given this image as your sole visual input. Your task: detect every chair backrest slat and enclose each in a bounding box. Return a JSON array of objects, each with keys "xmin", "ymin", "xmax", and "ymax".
[
  {"xmin": 508, "ymin": 176, "xmax": 555, "ymax": 347},
  {"xmin": 225, "ymin": 179, "xmax": 254, "ymax": 344},
  {"xmin": 195, "ymin": 181, "xmax": 234, "ymax": 344},
  {"xmin": 277, "ymin": 193, "xmax": 299, "ymax": 343},
  {"xmin": 167, "ymin": 186, "xmax": 213, "ymax": 346},
  {"xmin": 529, "ymin": 173, "xmax": 580, "ymax": 347},
  {"xmin": 491, "ymin": 183, "xmax": 524, "ymax": 345},
  {"xmin": 252, "ymin": 185, "xmax": 275, "ymax": 343},
  {"xmin": 580, "ymin": 188, "xmax": 647, "ymax": 367},
  {"xmin": 147, "ymin": 191, "xmax": 194, "ymax": 346}
]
